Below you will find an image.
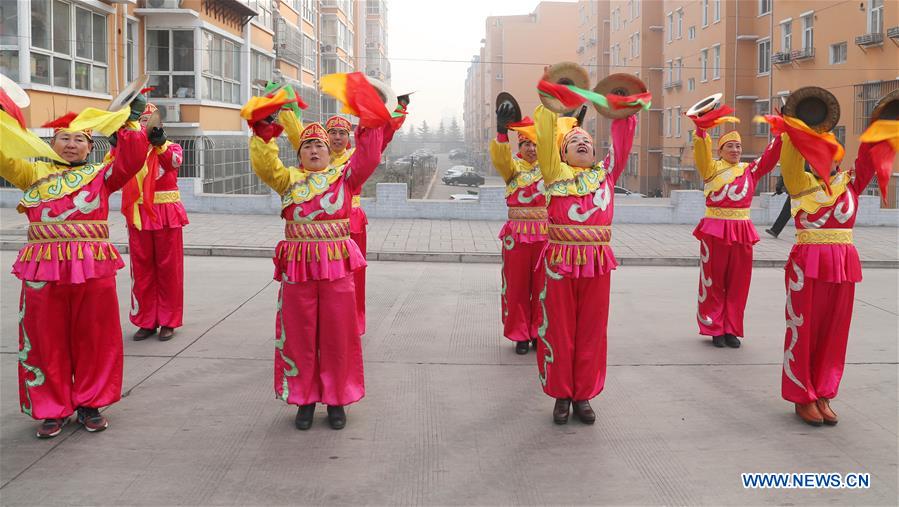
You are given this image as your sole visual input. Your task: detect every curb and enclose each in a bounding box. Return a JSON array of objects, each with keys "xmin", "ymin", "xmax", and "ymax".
[{"xmin": 2, "ymin": 240, "xmax": 896, "ymax": 268}]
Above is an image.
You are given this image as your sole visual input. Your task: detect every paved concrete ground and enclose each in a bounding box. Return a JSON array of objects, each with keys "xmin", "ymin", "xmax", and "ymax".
[
  {"xmin": 2, "ymin": 207, "xmax": 897, "ymax": 267},
  {"xmin": 1, "ymin": 253, "xmax": 896, "ymax": 505}
]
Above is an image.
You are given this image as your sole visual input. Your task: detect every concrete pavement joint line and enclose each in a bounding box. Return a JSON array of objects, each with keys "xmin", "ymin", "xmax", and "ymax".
[
  {"xmin": 0, "ymin": 418, "xmax": 82, "ymax": 490},
  {"xmin": 120, "ymin": 279, "xmax": 274, "ymax": 399},
  {"xmin": 854, "ymin": 297, "xmax": 899, "ymax": 316}
]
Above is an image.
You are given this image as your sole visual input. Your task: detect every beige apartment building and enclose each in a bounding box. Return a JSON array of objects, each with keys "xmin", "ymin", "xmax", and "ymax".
[
  {"xmin": 477, "ymin": 0, "xmax": 897, "ymax": 203},
  {"xmin": 464, "ymin": 2, "xmax": 579, "ymax": 172},
  {"xmin": 1, "ymin": 0, "xmax": 388, "ymax": 194}
]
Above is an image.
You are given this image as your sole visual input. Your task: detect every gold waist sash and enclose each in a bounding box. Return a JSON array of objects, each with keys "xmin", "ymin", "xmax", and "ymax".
[
  {"xmin": 705, "ymin": 207, "xmax": 751, "ymax": 220},
  {"xmin": 138, "ymin": 190, "xmax": 181, "ymax": 204},
  {"xmin": 508, "ymin": 207, "xmax": 548, "ymax": 221},
  {"xmin": 548, "ymin": 224, "xmax": 611, "ymax": 245},
  {"xmin": 285, "ymin": 219, "xmax": 351, "ymax": 242},
  {"xmin": 27, "ymin": 220, "xmax": 109, "ymax": 243},
  {"xmin": 796, "ymin": 229, "xmax": 853, "ymax": 245}
]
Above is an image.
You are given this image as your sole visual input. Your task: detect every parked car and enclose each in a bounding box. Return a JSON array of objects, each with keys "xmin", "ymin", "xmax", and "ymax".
[
  {"xmin": 450, "ymin": 193, "xmax": 479, "ymax": 201},
  {"xmin": 443, "ymin": 169, "xmax": 485, "ymax": 187},
  {"xmin": 449, "ymin": 149, "xmax": 468, "ymax": 160},
  {"xmin": 412, "ymin": 149, "xmax": 436, "ymax": 161},
  {"xmin": 392, "ymin": 156, "xmax": 412, "ymax": 169},
  {"xmin": 442, "ymin": 165, "xmax": 469, "ymax": 180},
  {"xmin": 614, "ymin": 186, "xmax": 645, "ymax": 198}
]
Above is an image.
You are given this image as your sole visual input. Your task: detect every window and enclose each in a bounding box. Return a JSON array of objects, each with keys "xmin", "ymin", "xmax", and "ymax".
[
  {"xmin": 801, "ymin": 13, "xmax": 814, "ymax": 49},
  {"xmin": 202, "ymin": 30, "xmax": 240, "ymax": 104},
  {"xmin": 829, "ymin": 42, "xmax": 847, "ymax": 64},
  {"xmin": 713, "ymin": 0, "xmax": 721, "ymax": 22},
  {"xmin": 665, "ymin": 108, "xmax": 672, "ymax": 137},
  {"xmin": 688, "ymin": 26, "xmax": 696, "ymax": 40},
  {"xmin": 626, "ymin": 153, "xmax": 639, "ymax": 177},
  {"xmin": 148, "ymin": 29, "xmax": 195, "ymax": 100},
  {"xmin": 700, "ymin": 48, "xmax": 708, "ymax": 81},
  {"xmin": 251, "ymin": 51, "xmax": 274, "ymax": 96},
  {"xmin": 781, "ymin": 20, "xmax": 792, "ymax": 52},
  {"xmin": 303, "ymin": 35, "xmax": 315, "ymax": 69},
  {"xmin": 29, "ymin": 1, "xmax": 108, "ymax": 92},
  {"xmin": 759, "ymin": 0, "xmax": 771, "ymax": 15},
  {"xmin": 666, "ymin": 13, "xmax": 673, "ymax": 43},
  {"xmin": 253, "ymin": 0, "xmax": 273, "ymax": 31},
  {"xmin": 302, "ymin": 0, "xmax": 316, "ymax": 24},
  {"xmin": 675, "ymin": 107, "xmax": 682, "ymax": 137},
  {"xmin": 666, "ymin": 60, "xmax": 672, "ymax": 84},
  {"xmin": 757, "ymin": 38, "xmax": 771, "ymax": 74},
  {"xmin": 612, "ymin": 8, "xmax": 619, "ymax": 31},
  {"xmin": 126, "ymin": 21, "xmax": 137, "ymax": 83},
  {"xmin": 0, "ymin": 1, "xmax": 16, "ymax": 46},
  {"xmin": 676, "ymin": 9, "xmax": 683, "ymax": 38},
  {"xmin": 674, "ymin": 58, "xmax": 682, "ymax": 82},
  {"xmin": 754, "ymin": 100, "xmax": 770, "ymax": 135},
  {"xmin": 631, "ymin": 32, "xmax": 640, "ymax": 57},
  {"xmin": 868, "ymin": 0, "xmax": 883, "ymax": 34},
  {"xmin": 632, "ymin": 0, "xmax": 639, "ymax": 19},
  {"xmin": 712, "ymin": 44, "xmax": 720, "ymax": 79},
  {"xmin": 687, "ymin": 78, "xmax": 695, "ymax": 91},
  {"xmin": 702, "ymin": 0, "xmax": 709, "ymax": 26},
  {"xmin": 833, "ymin": 126, "xmax": 846, "ymax": 146}
]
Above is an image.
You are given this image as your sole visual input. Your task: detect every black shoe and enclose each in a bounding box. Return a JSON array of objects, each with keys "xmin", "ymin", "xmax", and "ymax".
[
  {"xmin": 712, "ymin": 335, "xmax": 726, "ymax": 348},
  {"xmin": 295, "ymin": 403, "xmax": 315, "ymax": 430},
  {"xmin": 572, "ymin": 400, "xmax": 596, "ymax": 425},
  {"xmin": 133, "ymin": 327, "xmax": 156, "ymax": 341},
  {"xmin": 76, "ymin": 407, "xmax": 108, "ymax": 432},
  {"xmin": 553, "ymin": 398, "xmax": 571, "ymax": 425},
  {"xmin": 327, "ymin": 405, "xmax": 346, "ymax": 430},
  {"xmin": 515, "ymin": 341, "xmax": 530, "ymax": 355},
  {"xmin": 724, "ymin": 334, "xmax": 741, "ymax": 348},
  {"xmin": 531, "ymin": 338, "xmax": 538, "ymax": 350},
  {"xmin": 158, "ymin": 326, "xmax": 175, "ymax": 341},
  {"xmin": 765, "ymin": 228, "xmax": 779, "ymax": 238}
]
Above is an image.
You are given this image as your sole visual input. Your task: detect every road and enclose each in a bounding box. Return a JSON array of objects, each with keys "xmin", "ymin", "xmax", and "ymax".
[
  {"xmin": 1, "ymin": 254, "xmax": 896, "ymax": 505},
  {"xmin": 425, "ymin": 153, "xmax": 504, "ymax": 200}
]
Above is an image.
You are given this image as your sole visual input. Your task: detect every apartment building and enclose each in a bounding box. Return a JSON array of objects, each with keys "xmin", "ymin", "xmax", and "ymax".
[
  {"xmin": 464, "ymin": 2, "xmax": 580, "ymax": 172},
  {"xmin": 1, "ymin": 0, "xmax": 388, "ymax": 194},
  {"xmin": 576, "ymin": 0, "xmax": 610, "ymax": 152},
  {"xmin": 363, "ymin": 0, "xmax": 389, "ymax": 83},
  {"xmin": 608, "ymin": 0, "xmax": 663, "ymax": 194}
]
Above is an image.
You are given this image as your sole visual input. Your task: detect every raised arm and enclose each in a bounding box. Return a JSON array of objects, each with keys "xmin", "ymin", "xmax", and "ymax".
[
  {"xmin": 249, "ymin": 136, "xmax": 293, "ymax": 195},
  {"xmin": 607, "ymin": 115, "xmax": 637, "ymax": 184},
  {"xmin": 345, "ymin": 124, "xmax": 385, "ymax": 191},
  {"xmin": 104, "ymin": 122, "xmax": 151, "ymax": 192},
  {"xmin": 535, "ymin": 105, "xmax": 563, "ymax": 185},
  {"xmin": 779, "ymin": 135, "xmax": 818, "ymax": 196},
  {"xmin": 0, "ymin": 152, "xmax": 40, "ymax": 190},
  {"xmin": 749, "ymin": 135, "xmax": 784, "ymax": 181},
  {"xmin": 850, "ymin": 141, "xmax": 878, "ymax": 194},
  {"xmin": 156, "ymin": 141, "xmax": 184, "ymax": 176},
  {"xmin": 489, "ymin": 136, "xmax": 515, "ymax": 184},
  {"xmin": 691, "ymin": 127, "xmax": 716, "ymax": 181}
]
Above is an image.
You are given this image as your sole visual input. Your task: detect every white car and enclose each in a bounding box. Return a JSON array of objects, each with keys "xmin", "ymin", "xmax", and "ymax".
[{"xmin": 449, "ymin": 193, "xmax": 479, "ymax": 201}]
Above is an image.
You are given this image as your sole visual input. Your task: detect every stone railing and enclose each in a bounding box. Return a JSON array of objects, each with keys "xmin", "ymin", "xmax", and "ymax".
[{"xmin": 2, "ymin": 178, "xmax": 896, "ymax": 226}]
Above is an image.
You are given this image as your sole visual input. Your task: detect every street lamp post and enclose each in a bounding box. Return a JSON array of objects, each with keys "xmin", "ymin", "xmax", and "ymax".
[{"xmin": 408, "ymin": 155, "xmax": 415, "ymax": 199}]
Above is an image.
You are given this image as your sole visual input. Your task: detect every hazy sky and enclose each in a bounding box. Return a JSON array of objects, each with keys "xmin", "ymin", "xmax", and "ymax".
[{"xmin": 387, "ymin": 0, "xmax": 551, "ymax": 131}]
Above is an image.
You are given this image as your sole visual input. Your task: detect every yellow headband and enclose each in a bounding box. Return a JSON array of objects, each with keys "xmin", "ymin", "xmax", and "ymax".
[{"xmin": 717, "ymin": 130, "xmax": 741, "ymax": 149}]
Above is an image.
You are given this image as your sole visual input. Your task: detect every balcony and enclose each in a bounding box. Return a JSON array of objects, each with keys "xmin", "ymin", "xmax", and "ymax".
[
  {"xmin": 791, "ymin": 47, "xmax": 814, "ymax": 60},
  {"xmin": 663, "ymin": 80, "xmax": 682, "ymax": 90},
  {"xmin": 772, "ymin": 51, "xmax": 791, "ymax": 64},
  {"xmin": 855, "ymin": 32, "xmax": 884, "ymax": 47},
  {"xmin": 888, "ymin": 26, "xmax": 899, "ymax": 41}
]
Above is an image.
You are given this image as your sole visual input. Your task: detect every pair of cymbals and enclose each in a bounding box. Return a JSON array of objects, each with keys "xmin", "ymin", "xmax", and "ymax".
[{"xmin": 541, "ymin": 62, "xmax": 647, "ymax": 119}]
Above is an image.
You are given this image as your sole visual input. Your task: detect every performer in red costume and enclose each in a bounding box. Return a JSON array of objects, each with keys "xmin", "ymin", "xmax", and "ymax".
[
  {"xmin": 689, "ymin": 112, "xmax": 782, "ymax": 348},
  {"xmin": 247, "ymin": 97, "xmax": 385, "ymax": 429},
  {"xmin": 2, "ymin": 98, "xmax": 150, "ymax": 438},
  {"xmin": 533, "ymin": 102, "xmax": 636, "ymax": 425},
  {"xmin": 490, "ymin": 110, "xmax": 546, "ymax": 355},
  {"xmin": 126, "ymin": 103, "xmax": 188, "ymax": 342},
  {"xmin": 774, "ymin": 124, "xmax": 893, "ymax": 426},
  {"xmin": 325, "ymin": 95, "xmax": 408, "ymax": 336}
]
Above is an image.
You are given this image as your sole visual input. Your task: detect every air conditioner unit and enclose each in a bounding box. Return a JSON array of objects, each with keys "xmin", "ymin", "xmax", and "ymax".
[
  {"xmin": 158, "ymin": 103, "xmax": 181, "ymax": 123},
  {"xmin": 324, "ymin": 45, "xmax": 333, "ymax": 52},
  {"xmin": 147, "ymin": 0, "xmax": 181, "ymax": 8}
]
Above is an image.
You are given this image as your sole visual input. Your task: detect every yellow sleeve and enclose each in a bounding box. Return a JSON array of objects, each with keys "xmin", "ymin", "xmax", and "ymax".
[
  {"xmin": 0, "ymin": 151, "xmax": 39, "ymax": 190},
  {"xmin": 489, "ymin": 139, "xmax": 515, "ymax": 183},
  {"xmin": 779, "ymin": 134, "xmax": 817, "ymax": 196},
  {"xmin": 249, "ymin": 136, "xmax": 292, "ymax": 195},
  {"xmin": 692, "ymin": 131, "xmax": 716, "ymax": 180},
  {"xmin": 535, "ymin": 105, "xmax": 563, "ymax": 185}
]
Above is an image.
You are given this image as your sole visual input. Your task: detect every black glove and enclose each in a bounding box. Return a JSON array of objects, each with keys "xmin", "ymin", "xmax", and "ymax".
[
  {"xmin": 573, "ymin": 105, "xmax": 588, "ymax": 127},
  {"xmin": 129, "ymin": 93, "xmax": 148, "ymax": 121},
  {"xmin": 496, "ymin": 102, "xmax": 516, "ymax": 135},
  {"xmin": 397, "ymin": 94, "xmax": 411, "ymax": 108},
  {"xmin": 107, "ymin": 132, "xmax": 118, "ymax": 148},
  {"xmin": 148, "ymin": 127, "xmax": 167, "ymax": 147}
]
